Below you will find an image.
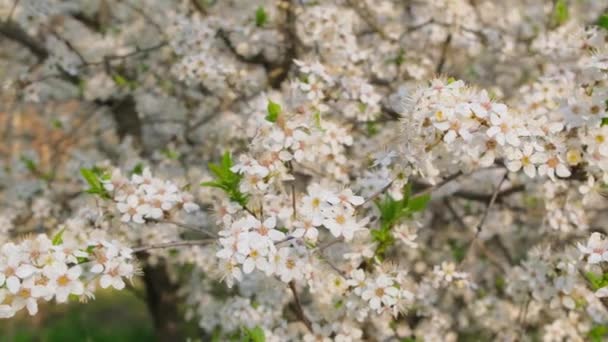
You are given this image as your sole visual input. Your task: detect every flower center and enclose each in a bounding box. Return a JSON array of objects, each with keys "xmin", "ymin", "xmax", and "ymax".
[
  {"xmin": 57, "ymin": 275, "xmax": 70, "ymax": 287},
  {"xmin": 335, "ymin": 215, "xmax": 346, "ymax": 225}
]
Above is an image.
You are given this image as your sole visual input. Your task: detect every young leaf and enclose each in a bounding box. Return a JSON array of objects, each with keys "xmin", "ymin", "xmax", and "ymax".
[
  {"xmin": 589, "ymin": 325, "xmax": 608, "ymax": 342},
  {"xmin": 52, "ymin": 228, "xmax": 65, "ymax": 246},
  {"xmin": 407, "ymin": 193, "xmax": 431, "ymax": 213},
  {"xmin": 255, "ymin": 7, "xmax": 268, "ymax": 27},
  {"xmin": 266, "ymin": 100, "xmax": 281, "ymax": 123},
  {"xmin": 245, "ymin": 326, "xmax": 265, "ymax": 342},
  {"xmin": 599, "ymin": 14, "xmax": 608, "ymax": 30},
  {"xmin": 80, "ymin": 167, "xmax": 110, "ymax": 198},
  {"xmin": 552, "ymin": 0, "xmax": 569, "ymax": 26},
  {"xmin": 201, "ymin": 152, "xmax": 249, "ymax": 207}
]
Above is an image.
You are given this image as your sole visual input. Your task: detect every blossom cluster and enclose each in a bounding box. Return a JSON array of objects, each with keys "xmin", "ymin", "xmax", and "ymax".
[
  {"xmin": 102, "ymin": 168, "xmax": 199, "ymax": 224},
  {"xmin": 0, "ymin": 233, "xmax": 134, "ymax": 318}
]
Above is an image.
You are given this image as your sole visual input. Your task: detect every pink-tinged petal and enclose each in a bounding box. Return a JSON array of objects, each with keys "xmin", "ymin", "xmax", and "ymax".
[
  {"xmin": 113, "ymin": 278, "xmax": 126, "ymax": 290},
  {"xmin": 55, "ymin": 288, "xmax": 69, "ymax": 303},
  {"xmin": 506, "ymin": 161, "xmax": 522, "ymax": 172},
  {"xmin": 556, "ymin": 164, "xmax": 571, "ymax": 178},
  {"xmin": 91, "ymin": 264, "xmax": 104, "ymax": 274},
  {"xmin": 369, "ymin": 297, "xmax": 381, "ymax": 310},
  {"xmin": 100, "ymin": 274, "xmax": 112, "ymax": 289},
  {"xmin": 243, "ymin": 259, "xmax": 255, "ymax": 274},
  {"xmin": 486, "ymin": 126, "xmax": 500, "ymax": 138},
  {"xmin": 16, "ymin": 264, "xmax": 37, "ymax": 279},
  {"xmin": 71, "ymin": 282, "xmax": 84, "ymax": 295},
  {"xmin": 26, "ymin": 300, "xmax": 38, "ymax": 316},
  {"xmin": 443, "ymin": 130, "xmax": 457, "ymax": 143},
  {"xmin": 67, "ymin": 266, "xmax": 82, "ymax": 279},
  {"xmin": 589, "ymin": 253, "xmax": 602, "ymax": 264},
  {"xmin": 269, "ymin": 230, "xmax": 286, "ymax": 241},
  {"xmin": 7, "ymin": 276, "xmax": 20, "ymax": 294},
  {"xmin": 523, "ymin": 164, "xmax": 536, "ymax": 178}
]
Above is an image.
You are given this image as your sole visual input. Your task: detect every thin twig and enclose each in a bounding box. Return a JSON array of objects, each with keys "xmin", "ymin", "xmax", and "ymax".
[
  {"xmin": 436, "ymin": 33, "xmax": 452, "ymax": 74},
  {"xmin": 5, "ymin": 0, "xmax": 20, "ymax": 22},
  {"xmin": 475, "ymin": 172, "xmax": 508, "ymax": 234},
  {"xmin": 289, "ymin": 281, "xmax": 314, "ymax": 333},
  {"xmin": 357, "ymin": 178, "xmax": 395, "ymax": 209},
  {"xmin": 132, "ymin": 239, "xmax": 214, "ymax": 253},
  {"xmin": 458, "ymin": 173, "xmax": 508, "ymax": 267},
  {"xmin": 150, "ymin": 219, "xmax": 218, "ymax": 238}
]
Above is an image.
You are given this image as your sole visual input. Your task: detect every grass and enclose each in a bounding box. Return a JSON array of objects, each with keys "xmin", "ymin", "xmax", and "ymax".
[{"xmin": 0, "ymin": 289, "xmax": 154, "ymax": 342}]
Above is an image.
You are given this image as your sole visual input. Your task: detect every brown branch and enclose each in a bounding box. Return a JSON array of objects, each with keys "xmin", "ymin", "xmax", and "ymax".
[
  {"xmin": 452, "ymin": 184, "xmax": 525, "ymax": 203},
  {"xmin": 288, "ymin": 281, "xmax": 313, "ymax": 333},
  {"xmin": 436, "ymin": 33, "xmax": 452, "ymax": 74},
  {"xmin": 132, "ymin": 239, "xmax": 214, "ymax": 253},
  {"xmin": 0, "ymin": 20, "xmax": 48, "ymax": 59},
  {"xmin": 346, "ymin": 0, "xmax": 395, "ymax": 42},
  {"xmin": 475, "ymin": 173, "xmax": 508, "ymax": 234},
  {"xmin": 149, "ymin": 219, "xmax": 218, "ymax": 238}
]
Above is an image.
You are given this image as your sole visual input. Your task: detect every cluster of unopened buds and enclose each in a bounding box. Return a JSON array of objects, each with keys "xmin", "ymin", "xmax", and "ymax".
[
  {"xmin": 102, "ymin": 168, "xmax": 200, "ymax": 224},
  {"xmin": 0, "ymin": 234, "xmax": 135, "ymax": 318}
]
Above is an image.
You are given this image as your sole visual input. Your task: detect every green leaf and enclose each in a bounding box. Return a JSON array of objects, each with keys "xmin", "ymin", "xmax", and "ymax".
[
  {"xmin": 20, "ymin": 156, "xmax": 37, "ymax": 173},
  {"xmin": 130, "ymin": 163, "xmax": 144, "ymax": 175},
  {"xmin": 52, "ymin": 228, "xmax": 65, "ymax": 246},
  {"xmin": 589, "ymin": 325, "xmax": 608, "ymax": 342},
  {"xmin": 448, "ymin": 239, "xmax": 466, "ymax": 262},
  {"xmin": 255, "ymin": 7, "xmax": 268, "ymax": 27},
  {"xmin": 80, "ymin": 167, "xmax": 110, "ymax": 199},
  {"xmin": 201, "ymin": 152, "xmax": 249, "ymax": 207},
  {"xmin": 313, "ymin": 111, "xmax": 323, "ymax": 129},
  {"xmin": 552, "ymin": 0, "xmax": 569, "ymax": 26},
  {"xmin": 598, "ymin": 14, "xmax": 608, "ymax": 30},
  {"xmin": 81, "ymin": 168, "xmax": 102, "ymax": 189},
  {"xmin": 162, "ymin": 148, "xmax": 179, "ymax": 160},
  {"xmin": 112, "ymin": 74, "xmax": 129, "ymax": 87},
  {"xmin": 51, "ymin": 118, "xmax": 63, "ymax": 129},
  {"xmin": 266, "ymin": 100, "xmax": 281, "ymax": 123},
  {"xmin": 601, "ymin": 117, "xmax": 608, "ymax": 127},
  {"xmin": 245, "ymin": 326, "xmax": 265, "ymax": 342},
  {"xmin": 585, "ymin": 271, "xmax": 608, "ymax": 290},
  {"xmin": 407, "ymin": 193, "xmax": 431, "ymax": 213}
]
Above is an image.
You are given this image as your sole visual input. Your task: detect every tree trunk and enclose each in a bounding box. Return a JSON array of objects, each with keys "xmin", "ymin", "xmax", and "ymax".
[{"xmin": 141, "ymin": 260, "xmax": 183, "ymax": 341}]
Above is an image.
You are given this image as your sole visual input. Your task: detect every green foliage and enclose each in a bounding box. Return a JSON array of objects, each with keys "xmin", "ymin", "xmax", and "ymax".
[
  {"xmin": 112, "ymin": 73, "xmax": 137, "ymax": 90},
  {"xmin": 20, "ymin": 156, "xmax": 37, "ymax": 174},
  {"xmin": 243, "ymin": 326, "xmax": 265, "ymax": 342},
  {"xmin": 598, "ymin": 14, "xmax": 608, "ymax": 30},
  {"xmin": 255, "ymin": 7, "xmax": 268, "ymax": 27},
  {"xmin": 265, "ymin": 100, "xmax": 281, "ymax": 123},
  {"xmin": 80, "ymin": 167, "xmax": 111, "ymax": 199},
  {"xmin": 201, "ymin": 152, "xmax": 249, "ymax": 206},
  {"xmin": 585, "ymin": 272, "xmax": 608, "ymax": 290},
  {"xmin": 0, "ymin": 289, "xmax": 154, "ymax": 341},
  {"xmin": 394, "ymin": 48, "xmax": 405, "ymax": 66},
  {"xmin": 366, "ymin": 122, "xmax": 378, "ymax": 136},
  {"xmin": 589, "ymin": 325, "xmax": 608, "ymax": 342},
  {"xmin": 162, "ymin": 148, "xmax": 180, "ymax": 160},
  {"xmin": 51, "ymin": 118, "xmax": 63, "ymax": 129},
  {"xmin": 51, "ymin": 228, "xmax": 65, "ymax": 246},
  {"xmin": 551, "ymin": 0, "xmax": 569, "ymax": 26},
  {"xmin": 20, "ymin": 155, "xmax": 53, "ymax": 181},
  {"xmin": 448, "ymin": 239, "xmax": 466, "ymax": 263},
  {"xmin": 371, "ymin": 185, "xmax": 431, "ymax": 258},
  {"xmin": 130, "ymin": 163, "xmax": 144, "ymax": 176},
  {"xmin": 601, "ymin": 117, "xmax": 608, "ymax": 127},
  {"xmin": 313, "ymin": 111, "xmax": 323, "ymax": 130}
]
